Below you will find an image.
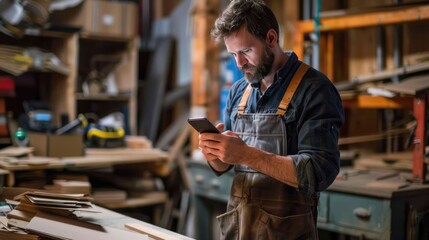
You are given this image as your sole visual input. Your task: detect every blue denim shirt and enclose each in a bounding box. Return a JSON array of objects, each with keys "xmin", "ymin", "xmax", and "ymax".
[{"xmin": 222, "ymin": 52, "xmax": 345, "ymax": 196}]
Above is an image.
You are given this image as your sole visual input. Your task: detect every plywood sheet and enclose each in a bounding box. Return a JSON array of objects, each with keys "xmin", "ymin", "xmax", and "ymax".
[{"xmin": 27, "ymin": 211, "xmax": 148, "ymax": 240}]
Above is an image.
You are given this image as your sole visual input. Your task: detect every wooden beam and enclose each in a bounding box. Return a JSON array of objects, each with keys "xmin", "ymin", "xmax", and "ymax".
[
  {"xmin": 412, "ymin": 94, "xmax": 427, "ymax": 183},
  {"xmin": 297, "ymin": 4, "xmax": 429, "ymax": 33},
  {"xmin": 190, "ymin": 0, "xmax": 220, "ymax": 150},
  {"xmin": 319, "ymin": 32, "xmax": 334, "ymax": 80},
  {"xmin": 191, "ymin": 1, "xmax": 209, "ymax": 107},
  {"xmin": 291, "ymin": 32, "xmax": 305, "ymax": 61},
  {"xmin": 278, "ymin": 0, "xmax": 300, "ymax": 50}
]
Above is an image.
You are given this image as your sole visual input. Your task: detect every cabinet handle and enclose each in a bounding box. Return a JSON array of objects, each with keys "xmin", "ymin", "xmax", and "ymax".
[
  {"xmin": 195, "ymin": 175, "xmax": 204, "ymax": 183},
  {"xmin": 353, "ymin": 207, "xmax": 371, "ymax": 219},
  {"xmin": 211, "ymin": 179, "xmax": 220, "ymax": 188}
]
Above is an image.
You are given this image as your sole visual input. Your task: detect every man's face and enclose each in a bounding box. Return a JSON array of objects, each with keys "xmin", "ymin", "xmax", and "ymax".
[{"xmin": 224, "ymin": 27, "xmax": 274, "ymax": 85}]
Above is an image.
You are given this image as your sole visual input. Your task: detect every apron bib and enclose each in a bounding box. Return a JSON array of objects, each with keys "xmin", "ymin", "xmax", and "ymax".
[{"xmin": 217, "ymin": 63, "xmax": 319, "ymax": 240}]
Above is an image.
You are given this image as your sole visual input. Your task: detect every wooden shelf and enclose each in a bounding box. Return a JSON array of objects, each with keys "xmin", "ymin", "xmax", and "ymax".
[
  {"xmin": 23, "ymin": 29, "xmax": 74, "ymax": 39},
  {"xmin": 79, "ymin": 33, "xmax": 135, "ymax": 42},
  {"xmin": 296, "ymin": 4, "xmax": 429, "ymax": 34},
  {"xmin": 292, "ymin": 3, "xmax": 429, "ymax": 70},
  {"xmin": 75, "ymin": 93, "xmax": 131, "ymax": 101}
]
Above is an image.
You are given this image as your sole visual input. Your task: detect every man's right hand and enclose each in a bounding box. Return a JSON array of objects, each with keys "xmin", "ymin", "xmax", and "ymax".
[{"xmin": 199, "ymin": 123, "xmax": 231, "ymax": 172}]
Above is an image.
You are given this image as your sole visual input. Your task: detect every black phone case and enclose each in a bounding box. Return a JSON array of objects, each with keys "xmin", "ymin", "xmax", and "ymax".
[{"xmin": 187, "ymin": 117, "xmax": 220, "ymax": 133}]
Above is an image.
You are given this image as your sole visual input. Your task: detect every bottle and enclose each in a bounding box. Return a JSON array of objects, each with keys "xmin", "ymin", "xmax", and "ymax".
[{"xmin": 14, "ymin": 127, "xmax": 29, "ymax": 147}]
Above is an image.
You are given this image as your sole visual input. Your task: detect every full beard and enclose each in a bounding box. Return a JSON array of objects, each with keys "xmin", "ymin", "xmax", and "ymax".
[{"xmin": 241, "ymin": 45, "xmax": 274, "ymax": 86}]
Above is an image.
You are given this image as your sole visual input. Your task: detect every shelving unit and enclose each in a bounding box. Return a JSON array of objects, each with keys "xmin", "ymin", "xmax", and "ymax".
[
  {"xmin": 292, "ymin": 2, "xmax": 429, "ymax": 181},
  {"xmin": 292, "ymin": 3, "xmax": 429, "ymax": 79},
  {"xmin": 76, "ymin": 36, "xmax": 139, "ymax": 134},
  {"xmin": 0, "ymin": 23, "xmax": 146, "ymax": 219},
  {"xmin": 0, "ymin": 30, "xmax": 139, "ymax": 135}
]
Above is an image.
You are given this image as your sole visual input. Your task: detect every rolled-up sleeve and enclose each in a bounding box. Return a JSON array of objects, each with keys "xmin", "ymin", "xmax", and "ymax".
[{"xmin": 291, "ymin": 79, "xmax": 344, "ymax": 196}]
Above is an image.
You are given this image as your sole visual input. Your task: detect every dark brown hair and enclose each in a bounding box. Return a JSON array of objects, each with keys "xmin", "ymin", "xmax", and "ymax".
[{"xmin": 211, "ymin": 0, "xmax": 279, "ymax": 44}]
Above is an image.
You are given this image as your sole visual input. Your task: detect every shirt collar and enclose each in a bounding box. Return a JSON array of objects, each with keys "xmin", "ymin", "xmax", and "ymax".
[{"xmin": 276, "ymin": 51, "xmax": 298, "ymax": 81}]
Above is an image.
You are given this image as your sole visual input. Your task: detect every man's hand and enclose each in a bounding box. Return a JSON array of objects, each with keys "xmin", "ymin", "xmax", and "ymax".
[
  {"xmin": 198, "ymin": 123, "xmax": 224, "ymax": 161},
  {"xmin": 199, "ymin": 123, "xmax": 248, "ymax": 165},
  {"xmin": 198, "ymin": 122, "xmax": 299, "ymax": 187}
]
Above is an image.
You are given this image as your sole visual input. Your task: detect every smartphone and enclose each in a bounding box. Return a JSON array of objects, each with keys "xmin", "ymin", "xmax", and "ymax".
[{"xmin": 187, "ymin": 117, "xmax": 220, "ymax": 133}]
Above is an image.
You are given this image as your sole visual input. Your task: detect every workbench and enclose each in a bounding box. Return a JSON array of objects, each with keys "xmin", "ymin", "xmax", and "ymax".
[
  {"xmin": 0, "ymin": 187, "xmax": 194, "ymax": 240},
  {"xmin": 81, "ymin": 205, "xmax": 194, "ymax": 240},
  {"xmin": 188, "ymin": 160, "xmax": 429, "ymax": 240}
]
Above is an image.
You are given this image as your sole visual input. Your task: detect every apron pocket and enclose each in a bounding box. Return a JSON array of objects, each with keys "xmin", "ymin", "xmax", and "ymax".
[
  {"xmin": 217, "ymin": 208, "xmax": 239, "ymax": 240},
  {"xmin": 257, "ymin": 210, "xmax": 316, "ymax": 240}
]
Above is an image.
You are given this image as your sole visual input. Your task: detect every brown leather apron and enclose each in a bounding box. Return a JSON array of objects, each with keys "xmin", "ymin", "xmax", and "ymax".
[{"xmin": 217, "ymin": 63, "xmax": 319, "ymax": 240}]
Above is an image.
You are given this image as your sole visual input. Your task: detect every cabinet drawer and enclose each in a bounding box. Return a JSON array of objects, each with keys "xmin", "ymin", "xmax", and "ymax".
[
  {"xmin": 188, "ymin": 162, "xmax": 233, "ymax": 202},
  {"xmin": 329, "ymin": 192, "xmax": 390, "ymax": 232}
]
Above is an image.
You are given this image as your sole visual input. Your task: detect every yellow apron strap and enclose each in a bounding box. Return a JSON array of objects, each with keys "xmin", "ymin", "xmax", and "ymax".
[
  {"xmin": 237, "ymin": 63, "xmax": 310, "ymax": 117},
  {"xmin": 237, "ymin": 85, "xmax": 252, "ymax": 116},
  {"xmin": 276, "ymin": 63, "xmax": 310, "ymax": 116}
]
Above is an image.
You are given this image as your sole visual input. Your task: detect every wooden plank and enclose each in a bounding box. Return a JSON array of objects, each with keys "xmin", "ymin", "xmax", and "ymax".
[
  {"xmin": 85, "ymin": 148, "xmax": 167, "ymax": 157},
  {"xmin": 341, "ymin": 95, "xmax": 414, "ymax": 109},
  {"xmin": 354, "ymin": 157, "xmax": 413, "ymax": 172},
  {"xmin": 0, "ymin": 146, "xmax": 34, "ymax": 157},
  {"xmin": 98, "ymin": 191, "xmax": 168, "ymax": 209},
  {"xmin": 297, "ymin": 4, "xmax": 429, "ymax": 33},
  {"xmin": 351, "ymin": 61, "xmax": 429, "ymax": 84},
  {"xmin": 351, "ymin": 152, "xmax": 413, "ymax": 172},
  {"xmin": 339, "ymin": 128, "xmax": 409, "ymax": 145},
  {"xmin": 366, "ymin": 180, "xmax": 410, "ymax": 190},
  {"xmin": 125, "ymin": 222, "xmax": 194, "ymax": 240}
]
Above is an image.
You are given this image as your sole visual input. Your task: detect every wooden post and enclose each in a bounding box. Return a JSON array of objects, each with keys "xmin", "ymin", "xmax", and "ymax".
[
  {"xmin": 412, "ymin": 93, "xmax": 427, "ymax": 183},
  {"xmin": 50, "ymin": 34, "xmax": 78, "ymax": 127},
  {"xmin": 190, "ymin": 0, "xmax": 220, "ymax": 150},
  {"xmin": 277, "ymin": 0, "xmax": 301, "ymax": 58},
  {"xmin": 319, "ymin": 32, "xmax": 334, "ymax": 81}
]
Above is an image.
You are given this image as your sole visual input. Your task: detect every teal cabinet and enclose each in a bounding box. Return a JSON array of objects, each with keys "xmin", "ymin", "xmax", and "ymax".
[
  {"xmin": 318, "ymin": 192, "xmax": 391, "ymax": 239},
  {"xmin": 318, "ymin": 169, "xmax": 429, "ymax": 240},
  {"xmin": 329, "ymin": 193, "xmax": 390, "ymax": 232},
  {"xmin": 189, "ymin": 161, "xmax": 233, "ymax": 203}
]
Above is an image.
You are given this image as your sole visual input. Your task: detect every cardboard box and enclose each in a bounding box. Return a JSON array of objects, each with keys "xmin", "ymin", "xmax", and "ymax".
[
  {"xmin": 28, "ymin": 132, "xmax": 84, "ymax": 157},
  {"xmin": 50, "ymin": 0, "xmax": 137, "ymax": 38},
  {"xmin": 154, "ymin": 0, "xmax": 182, "ymax": 19}
]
